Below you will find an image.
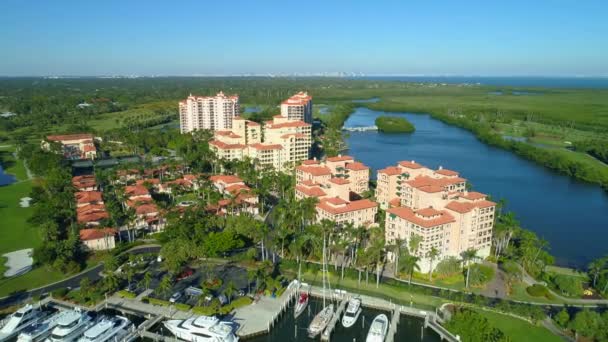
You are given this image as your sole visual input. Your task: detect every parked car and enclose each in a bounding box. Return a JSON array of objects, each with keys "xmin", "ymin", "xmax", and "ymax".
[
  {"xmin": 169, "ymin": 291, "xmax": 182, "ymax": 303},
  {"xmin": 176, "ymin": 267, "xmax": 194, "ymax": 281},
  {"xmin": 218, "ymin": 294, "xmax": 228, "ymax": 305}
]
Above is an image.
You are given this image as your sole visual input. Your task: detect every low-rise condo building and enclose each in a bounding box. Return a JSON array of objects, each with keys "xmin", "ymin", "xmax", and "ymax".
[
  {"xmin": 316, "ymin": 197, "xmax": 378, "ymax": 227},
  {"xmin": 43, "ymin": 133, "xmax": 97, "ymax": 160},
  {"xmin": 280, "ymin": 92, "xmax": 313, "ymax": 123},
  {"xmin": 179, "ymin": 92, "xmax": 240, "ymax": 133},
  {"xmin": 210, "ymin": 115, "xmax": 312, "ymax": 171},
  {"xmin": 295, "ymin": 155, "xmax": 370, "ymax": 201},
  {"xmin": 208, "ymin": 175, "xmax": 259, "ymax": 215},
  {"xmin": 380, "ymin": 161, "xmax": 495, "ymax": 272},
  {"xmin": 79, "ymin": 228, "xmax": 117, "ymax": 251}
]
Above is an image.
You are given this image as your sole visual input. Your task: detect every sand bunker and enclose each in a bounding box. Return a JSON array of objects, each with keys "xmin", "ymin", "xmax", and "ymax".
[
  {"xmin": 19, "ymin": 196, "xmax": 32, "ymax": 207},
  {"xmin": 2, "ymin": 248, "xmax": 33, "ymax": 277}
]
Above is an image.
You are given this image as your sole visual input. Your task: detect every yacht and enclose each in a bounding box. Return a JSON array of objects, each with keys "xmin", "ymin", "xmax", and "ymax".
[
  {"xmin": 0, "ymin": 304, "xmax": 45, "ymax": 341},
  {"xmin": 293, "ymin": 292, "xmax": 309, "ymax": 318},
  {"xmin": 341, "ymin": 297, "xmax": 362, "ymax": 328},
  {"xmin": 365, "ymin": 314, "xmax": 389, "ymax": 342},
  {"xmin": 307, "ymin": 304, "xmax": 334, "ymax": 338},
  {"xmin": 77, "ymin": 315, "xmax": 133, "ymax": 342},
  {"xmin": 18, "ymin": 310, "xmax": 75, "ymax": 342},
  {"xmin": 45, "ymin": 309, "xmax": 92, "ymax": 342},
  {"xmin": 164, "ymin": 315, "xmax": 238, "ymax": 342}
]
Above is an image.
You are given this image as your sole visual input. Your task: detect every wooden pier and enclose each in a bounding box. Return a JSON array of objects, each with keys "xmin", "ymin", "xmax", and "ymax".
[{"xmin": 385, "ymin": 307, "xmax": 400, "ymax": 342}]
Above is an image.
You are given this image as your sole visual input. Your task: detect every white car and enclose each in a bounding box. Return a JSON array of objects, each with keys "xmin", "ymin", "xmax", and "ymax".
[{"xmin": 169, "ymin": 291, "xmax": 182, "ymax": 303}]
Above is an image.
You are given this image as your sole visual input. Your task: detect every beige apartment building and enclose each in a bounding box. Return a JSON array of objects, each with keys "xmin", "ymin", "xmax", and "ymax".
[
  {"xmin": 380, "ymin": 161, "xmax": 495, "ymax": 272},
  {"xmin": 179, "ymin": 92, "xmax": 240, "ymax": 133},
  {"xmin": 316, "ymin": 197, "xmax": 378, "ymax": 227},
  {"xmin": 295, "ymin": 155, "xmax": 370, "ymax": 201},
  {"xmin": 209, "ymin": 115, "xmax": 312, "ymax": 171},
  {"xmin": 280, "ymin": 92, "xmax": 313, "ymax": 123},
  {"xmin": 43, "ymin": 133, "xmax": 97, "ymax": 160}
]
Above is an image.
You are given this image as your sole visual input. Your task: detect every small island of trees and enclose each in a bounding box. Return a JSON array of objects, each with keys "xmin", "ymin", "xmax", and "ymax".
[{"xmin": 375, "ymin": 115, "xmax": 415, "ymax": 133}]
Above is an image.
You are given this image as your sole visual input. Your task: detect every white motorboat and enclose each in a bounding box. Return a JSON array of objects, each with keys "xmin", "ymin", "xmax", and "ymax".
[
  {"xmin": 163, "ymin": 315, "xmax": 238, "ymax": 342},
  {"xmin": 341, "ymin": 297, "xmax": 362, "ymax": 328},
  {"xmin": 45, "ymin": 309, "xmax": 92, "ymax": 342},
  {"xmin": 18, "ymin": 310, "xmax": 75, "ymax": 342},
  {"xmin": 365, "ymin": 314, "xmax": 389, "ymax": 342},
  {"xmin": 307, "ymin": 304, "xmax": 334, "ymax": 338},
  {"xmin": 77, "ymin": 316, "xmax": 132, "ymax": 342},
  {"xmin": 293, "ymin": 292, "xmax": 309, "ymax": 318},
  {"xmin": 0, "ymin": 304, "xmax": 45, "ymax": 341}
]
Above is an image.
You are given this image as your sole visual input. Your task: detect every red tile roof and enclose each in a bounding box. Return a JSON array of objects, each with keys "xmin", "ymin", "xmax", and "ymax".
[
  {"xmin": 215, "ymin": 130, "xmax": 242, "ymax": 138},
  {"xmin": 77, "ymin": 211, "xmax": 109, "ymax": 223},
  {"xmin": 435, "ymin": 168, "xmax": 459, "ymax": 177},
  {"xmin": 265, "ymin": 120, "xmax": 310, "ymax": 129},
  {"xmin": 75, "ymin": 191, "xmax": 103, "ymax": 204},
  {"xmin": 387, "ymin": 206, "xmax": 455, "ymax": 228},
  {"xmin": 389, "ymin": 198, "xmax": 401, "ymax": 208},
  {"xmin": 398, "ymin": 160, "xmax": 424, "ymax": 169},
  {"xmin": 225, "ymin": 183, "xmax": 251, "ymax": 194},
  {"xmin": 72, "ymin": 175, "xmax": 96, "ymax": 189},
  {"xmin": 249, "ymin": 143, "xmax": 283, "ymax": 150},
  {"xmin": 345, "ymin": 162, "xmax": 369, "ymax": 171},
  {"xmin": 209, "ymin": 140, "xmax": 246, "ymax": 149},
  {"xmin": 47, "ymin": 133, "xmax": 94, "ymax": 142},
  {"xmin": 445, "ymin": 200, "xmax": 496, "ymax": 214},
  {"xmin": 329, "ymin": 178, "xmax": 350, "ymax": 185},
  {"xmin": 406, "ymin": 176, "xmax": 466, "ymax": 190},
  {"xmin": 296, "ymin": 165, "xmax": 331, "ymax": 176},
  {"xmin": 301, "ymin": 160, "xmax": 319, "ymax": 165},
  {"xmin": 378, "ymin": 166, "xmax": 401, "ymax": 176},
  {"xmin": 460, "ymin": 192, "xmax": 487, "ymax": 200},
  {"xmin": 210, "ymin": 175, "xmax": 243, "ymax": 184},
  {"xmin": 77, "ymin": 204, "xmax": 106, "ymax": 215},
  {"xmin": 126, "ymin": 198, "xmax": 154, "ymax": 208},
  {"xmin": 82, "ymin": 145, "xmax": 96, "ymax": 153},
  {"xmin": 125, "ymin": 185, "xmax": 150, "ymax": 197},
  {"xmin": 296, "ymin": 185, "xmax": 327, "ymax": 198},
  {"xmin": 79, "ymin": 228, "xmax": 116, "ymax": 241},
  {"xmin": 317, "ymin": 198, "xmax": 377, "ymax": 215},
  {"xmin": 136, "ymin": 178, "xmax": 160, "ymax": 186},
  {"xmin": 135, "ymin": 203, "xmax": 159, "ymax": 215},
  {"xmin": 326, "ymin": 155, "xmax": 354, "ymax": 162}
]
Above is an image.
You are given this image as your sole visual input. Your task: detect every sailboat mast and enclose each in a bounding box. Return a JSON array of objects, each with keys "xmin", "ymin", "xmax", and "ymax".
[{"xmin": 322, "ymin": 232, "xmax": 326, "ymax": 308}]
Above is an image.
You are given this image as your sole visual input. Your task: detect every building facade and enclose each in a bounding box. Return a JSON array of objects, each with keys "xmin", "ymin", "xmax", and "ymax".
[
  {"xmin": 43, "ymin": 133, "xmax": 97, "ymax": 160},
  {"xmin": 380, "ymin": 161, "xmax": 495, "ymax": 272},
  {"xmin": 280, "ymin": 92, "xmax": 313, "ymax": 123},
  {"xmin": 179, "ymin": 92, "xmax": 240, "ymax": 133}
]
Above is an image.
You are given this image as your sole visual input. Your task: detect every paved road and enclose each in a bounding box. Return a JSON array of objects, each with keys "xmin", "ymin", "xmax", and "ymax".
[{"xmin": 0, "ymin": 245, "xmax": 160, "ymax": 308}]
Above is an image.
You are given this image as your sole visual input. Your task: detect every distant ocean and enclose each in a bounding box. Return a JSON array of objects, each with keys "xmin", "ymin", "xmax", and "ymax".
[{"xmin": 354, "ymin": 76, "xmax": 608, "ymax": 89}]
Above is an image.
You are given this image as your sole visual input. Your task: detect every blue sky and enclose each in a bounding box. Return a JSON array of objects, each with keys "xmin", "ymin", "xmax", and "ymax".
[{"xmin": 1, "ymin": 0, "xmax": 607, "ymax": 76}]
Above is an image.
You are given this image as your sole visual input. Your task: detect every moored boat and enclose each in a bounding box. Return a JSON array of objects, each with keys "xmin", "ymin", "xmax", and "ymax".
[
  {"xmin": 341, "ymin": 297, "xmax": 362, "ymax": 328},
  {"xmin": 0, "ymin": 304, "xmax": 45, "ymax": 341},
  {"xmin": 45, "ymin": 309, "xmax": 92, "ymax": 342},
  {"xmin": 306, "ymin": 304, "xmax": 334, "ymax": 338},
  {"xmin": 77, "ymin": 315, "xmax": 132, "ymax": 342},
  {"xmin": 365, "ymin": 314, "xmax": 388, "ymax": 342},
  {"xmin": 293, "ymin": 292, "xmax": 309, "ymax": 318},
  {"xmin": 18, "ymin": 310, "xmax": 75, "ymax": 342},
  {"xmin": 163, "ymin": 315, "xmax": 238, "ymax": 342}
]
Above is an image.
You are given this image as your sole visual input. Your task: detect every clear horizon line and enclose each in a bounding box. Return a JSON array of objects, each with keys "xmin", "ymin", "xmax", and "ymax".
[{"xmin": 1, "ymin": 73, "xmax": 608, "ymax": 78}]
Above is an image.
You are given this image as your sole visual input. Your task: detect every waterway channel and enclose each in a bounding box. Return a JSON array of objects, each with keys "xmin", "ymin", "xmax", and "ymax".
[{"xmin": 343, "ymin": 107, "xmax": 608, "ymax": 267}]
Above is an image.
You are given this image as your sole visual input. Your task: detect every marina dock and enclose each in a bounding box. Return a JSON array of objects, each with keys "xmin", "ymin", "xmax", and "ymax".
[
  {"xmin": 385, "ymin": 307, "xmax": 400, "ymax": 342},
  {"xmin": 320, "ymin": 296, "xmax": 348, "ymax": 341}
]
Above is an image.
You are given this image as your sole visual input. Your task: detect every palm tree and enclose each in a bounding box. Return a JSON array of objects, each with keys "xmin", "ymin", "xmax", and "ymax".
[
  {"xmin": 588, "ymin": 259, "xmax": 606, "ymax": 287},
  {"xmin": 141, "ymin": 271, "xmax": 152, "ymax": 290},
  {"xmin": 104, "ymin": 272, "xmax": 120, "ymax": 292},
  {"xmin": 388, "ymin": 238, "xmax": 405, "ymax": 275},
  {"xmin": 224, "ymin": 281, "xmax": 237, "ymax": 304},
  {"xmin": 408, "ymin": 234, "xmax": 423, "ymax": 256},
  {"xmin": 426, "ymin": 247, "xmax": 440, "ymax": 282},
  {"xmin": 400, "ymin": 255, "xmax": 420, "ymax": 285},
  {"xmin": 461, "ymin": 248, "xmax": 478, "ymax": 288},
  {"xmin": 157, "ymin": 275, "xmax": 173, "ymax": 298}
]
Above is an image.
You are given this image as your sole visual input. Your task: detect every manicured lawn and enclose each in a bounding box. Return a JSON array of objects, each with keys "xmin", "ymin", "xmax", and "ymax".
[
  {"xmin": 545, "ymin": 265, "xmax": 588, "ymax": 278},
  {"xmin": 0, "ymin": 180, "xmax": 38, "ymax": 256},
  {"xmin": 0, "ymin": 266, "xmax": 65, "ymax": 297},
  {"xmin": 476, "ymin": 309, "xmax": 561, "ymax": 342}
]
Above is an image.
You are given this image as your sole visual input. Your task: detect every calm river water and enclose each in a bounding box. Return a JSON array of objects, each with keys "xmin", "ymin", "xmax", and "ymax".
[{"xmin": 344, "ymin": 107, "xmax": 608, "ymax": 267}]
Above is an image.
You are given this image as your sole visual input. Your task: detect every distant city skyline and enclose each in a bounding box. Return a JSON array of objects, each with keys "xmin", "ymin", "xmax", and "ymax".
[{"xmin": 1, "ymin": 0, "xmax": 607, "ymax": 76}]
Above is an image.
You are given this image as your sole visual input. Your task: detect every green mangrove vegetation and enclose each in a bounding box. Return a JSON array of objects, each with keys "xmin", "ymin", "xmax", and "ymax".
[{"xmin": 375, "ymin": 115, "xmax": 415, "ymax": 133}]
